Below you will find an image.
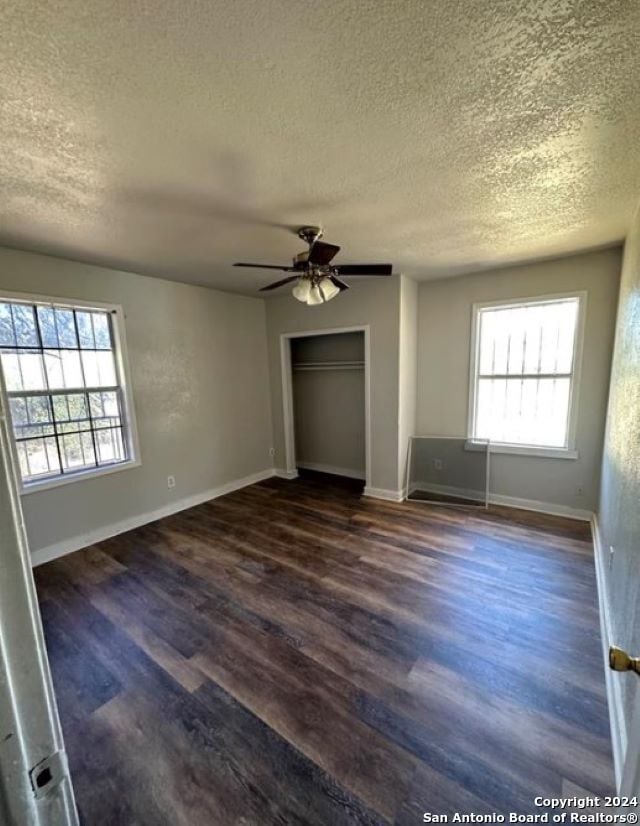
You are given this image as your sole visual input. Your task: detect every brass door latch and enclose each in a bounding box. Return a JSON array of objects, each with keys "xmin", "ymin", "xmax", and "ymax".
[{"xmin": 609, "ymin": 646, "xmax": 640, "ymax": 676}]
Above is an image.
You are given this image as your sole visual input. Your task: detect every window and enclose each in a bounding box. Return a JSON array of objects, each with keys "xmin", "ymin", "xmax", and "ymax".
[
  {"xmin": 0, "ymin": 295, "xmax": 139, "ymax": 490},
  {"xmin": 468, "ymin": 294, "xmax": 584, "ymax": 456}
]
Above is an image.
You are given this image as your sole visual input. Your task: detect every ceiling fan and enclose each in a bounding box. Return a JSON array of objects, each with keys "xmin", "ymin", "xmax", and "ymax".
[{"xmin": 234, "ymin": 226, "xmax": 393, "ymax": 305}]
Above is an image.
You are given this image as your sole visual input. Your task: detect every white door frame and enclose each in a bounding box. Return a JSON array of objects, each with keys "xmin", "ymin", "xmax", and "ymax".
[
  {"xmin": 0, "ymin": 384, "xmax": 78, "ymax": 823},
  {"xmin": 621, "ymin": 685, "xmax": 640, "ymax": 795},
  {"xmin": 279, "ymin": 325, "xmax": 372, "ymax": 489}
]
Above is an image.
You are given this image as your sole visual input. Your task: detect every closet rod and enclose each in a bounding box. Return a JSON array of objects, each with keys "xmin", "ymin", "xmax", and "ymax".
[{"xmin": 292, "ymin": 360, "xmax": 365, "ymax": 372}]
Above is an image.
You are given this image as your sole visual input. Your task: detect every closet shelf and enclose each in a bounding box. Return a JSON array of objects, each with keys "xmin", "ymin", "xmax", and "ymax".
[{"xmin": 292, "ymin": 360, "xmax": 365, "ymax": 372}]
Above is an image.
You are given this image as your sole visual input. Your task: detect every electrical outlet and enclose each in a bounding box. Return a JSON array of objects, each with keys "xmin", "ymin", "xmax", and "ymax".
[
  {"xmin": 433, "ymin": 458, "xmax": 443, "ymax": 471},
  {"xmin": 609, "ymin": 545, "xmax": 615, "ymax": 571},
  {"xmin": 167, "ymin": 475, "xmax": 176, "ymax": 489},
  {"xmin": 576, "ymin": 486, "xmax": 584, "ymax": 497},
  {"xmin": 269, "ymin": 447, "xmax": 275, "ymax": 457}
]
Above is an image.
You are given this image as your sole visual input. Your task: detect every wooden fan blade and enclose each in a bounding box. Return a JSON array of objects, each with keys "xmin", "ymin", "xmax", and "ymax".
[
  {"xmin": 329, "ymin": 275, "xmax": 349, "ymax": 291},
  {"xmin": 234, "ymin": 262, "xmax": 292, "ymax": 271},
  {"xmin": 334, "ymin": 264, "xmax": 393, "ymax": 275},
  {"xmin": 259, "ymin": 276, "xmax": 299, "ymax": 291},
  {"xmin": 309, "ymin": 241, "xmax": 341, "ymax": 265}
]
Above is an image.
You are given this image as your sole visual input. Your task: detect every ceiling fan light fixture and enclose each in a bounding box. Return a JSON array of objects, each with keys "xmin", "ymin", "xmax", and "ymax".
[
  {"xmin": 318, "ymin": 277, "xmax": 340, "ymax": 302},
  {"xmin": 236, "ymin": 225, "xmax": 393, "ymax": 302},
  {"xmin": 292, "ymin": 279, "xmax": 311, "ymax": 303},
  {"xmin": 306, "ymin": 284, "xmax": 324, "ymax": 306}
]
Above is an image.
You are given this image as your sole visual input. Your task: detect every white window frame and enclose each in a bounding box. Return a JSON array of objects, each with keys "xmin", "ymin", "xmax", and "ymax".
[
  {"xmin": 0, "ymin": 290, "xmax": 141, "ymax": 494},
  {"xmin": 467, "ymin": 291, "xmax": 587, "ymax": 459}
]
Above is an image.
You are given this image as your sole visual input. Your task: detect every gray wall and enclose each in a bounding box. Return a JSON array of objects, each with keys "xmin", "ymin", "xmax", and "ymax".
[
  {"xmin": 291, "ymin": 333, "xmax": 365, "ymax": 478},
  {"xmin": 416, "ymin": 248, "xmax": 621, "ymax": 511},
  {"xmin": 266, "ymin": 277, "xmax": 402, "ymax": 493},
  {"xmin": 398, "ymin": 276, "xmax": 418, "ymax": 491},
  {"xmin": 409, "ymin": 437, "xmax": 488, "ymax": 501},
  {"xmin": 599, "ymin": 203, "xmax": 640, "ymax": 743},
  {"xmin": 0, "ymin": 247, "xmax": 274, "ymax": 555}
]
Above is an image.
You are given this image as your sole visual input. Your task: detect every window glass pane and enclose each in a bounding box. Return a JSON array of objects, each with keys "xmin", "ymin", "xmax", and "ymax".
[
  {"xmin": 16, "ymin": 441, "xmax": 30, "ymax": 479},
  {"xmin": 10, "ymin": 397, "xmax": 55, "ymax": 440},
  {"xmin": 555, "ymin": 301, "xmax": 578, "ymax": 373},
  {"xmin": 21, "ymin": 353, "xmax": 47, "ymax": 390},
  {"xmin": 44, "ymin": 351, "xmax": 63, "ymax": 388},
  {"xmin": 522, "ymin": 305, "xmax": 544, "ymax": 374},
  {"xmin": 27, "ymin": 395, "xmax": 53, "ymax": 424},
  {"xmin": 44, "ymin": 350, "xmax": 83, "ymax": 389},
  {"xmin": 52, "ymin": 395, "xmax": 69, "ymax": 423},
  {"xmin": 92, "ymin": 313, "xmax": 112, "ymax": 349},
  {"xmin": 478, "ymin": 312, "xmax": 495, "ymax": 374},
  {"xmin": 18, "ymin": 423, "xmax": 56, "ymax": 439},
  {"xmin": 475, "ymin": 377, "xmax": 570, "ymax": 448},
  {"xmin": 96, "ymin": 427, "xmax": 124, "ymax": 465},
  {"xmin": 36, "ymin": 307, "xmax": 59, "ymax": 348},
  {"xmin": 53, "ymin": 393, "xmax": 89, "ymax": 433},
  {"xmin": 9, "ymin": 397, "xmax": 28, "ymax": 426},
  {"xmin": 103, "ymin": 391, "xmax": 120, "ymax": 418},
  {"xmin": 76, "ymin": 312, "xmax": 95, "ymax": 349},
  {"xmin": 12, "ymin": 305, "xmax": 39, "ymax": 347},
  {"xmin": 80, "ymin": 351, "xmax": 98, "ymax": 386},
  {"xmin": 506, "ymin": 308, "xmax": 526, "ymax": 375},
  {"xmin": 55, "ymin": 309, "xmax": 77, "ymax": 348},
  {"xmin": 60, "ymin": 432, "xmax": 95, "ymax": 471},
  {"xmin": 81, "ymin": 431, "xmax": 97, "ymax": 466},
  {"xmin": 1, "ymin": 352, "xmax": 46, "ymax": 391},
  {"xmin": 62, "ymin": 350, "xmax": 84, "ymax": 387},
  {"xmin": 82, "ymin": 350, "xmax": 116, "ymax": 387},
  {"xmin": 480, "ymin": 310, "xmax": 509, "ymax": 374},
  {"xmin": 0, "ymin": 303, "xmax": 15, "ymax": 346},
  {"xmin": 88, "ymin": 391, "xmax": 104, "ymax": 418},
  {"xmin": 1, "ymin": 353, "xmax": 22, "ymax": 390},
  {"xmin": 1, "ymin": 298, "xmax": 131, "ymax": 486},
  {"xmin": 475, "ymin": 298, "xmax": 579, "ymax": 449},
  {"xmin": 89, "ymin": 391, "xmax": 121, "ymax": 426},
  {"xmin": 19, "ymin": 437, "xmax": 61, "ymax": 480},
  {"xmin": 67, "ymin": 393, "xmax": 89, "ymax": 421},
  {"xmin": 479, "ymin": 299, "xmax": 578, "ymax": 378},
  {"xmin": 97, "ymin": 351, "xmax": 116, "ymax": 385}
]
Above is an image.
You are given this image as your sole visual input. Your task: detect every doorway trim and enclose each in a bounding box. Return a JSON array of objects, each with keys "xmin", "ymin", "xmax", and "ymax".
[
  {"xmin": 621, "ymin": 689, "xmax": 640, "ymax": 795},
  {"xmin": 279, "ymin": 325, "xmax": 372, "ymax": 489},
  {"xmin": 0, "ymin": 375, "xmax": 78, "ymax": 823}
]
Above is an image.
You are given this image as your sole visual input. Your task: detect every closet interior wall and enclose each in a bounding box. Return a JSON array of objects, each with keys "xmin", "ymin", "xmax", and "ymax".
[{"xmin": 290, "ymin": 332, "xmax": 365, "ymax": 480}]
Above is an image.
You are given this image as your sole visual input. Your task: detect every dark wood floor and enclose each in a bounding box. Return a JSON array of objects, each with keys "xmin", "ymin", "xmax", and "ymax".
[{"xmin": 34, "ymin": 472, "xmax": 613, "ymax": 824}]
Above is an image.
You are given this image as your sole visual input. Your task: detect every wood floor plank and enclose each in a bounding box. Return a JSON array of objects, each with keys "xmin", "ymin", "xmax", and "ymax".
[{"xmin": 34, "ymin": 471, "xmax": 614, "ymax": 823}]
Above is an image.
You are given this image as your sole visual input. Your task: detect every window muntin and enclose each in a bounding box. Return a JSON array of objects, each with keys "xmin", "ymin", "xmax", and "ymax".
[
  {"xmin": 470, "ymin": 296, "xmax": 582, "ymax": 450},
  {"xmin": 0, "ymin": 298, "xmax": 134, "ymax": 486}
]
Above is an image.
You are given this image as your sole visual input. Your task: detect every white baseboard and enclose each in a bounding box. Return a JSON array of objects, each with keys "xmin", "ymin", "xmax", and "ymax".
[
  {"xmin": 273, "ymin": 468, "xmax": 299, "ymax": 480},
  {"xmin": 408, "ymin": 481, "xmax": 592, "ymax": 521},
  {"xmin": 408, "ymin": 480, "xmax": 486, "ymax": 505},
  {"xmin": 363, "ymin": 486, "xmax": 404, "ymax": 502},
  {"xmin": 30, "ymin": 468, "xmax": 276, "ymax": 567},
  {"xmin": 490, "ymin": 492, "xmax": 592, "ymax": 521},
  {"xmin": 296, "ymin": 462, "xmax": 365, "ymax": 480},
  {"xmin": 591, "ymin": 514, "xmax": 625, "ymax": 790}
]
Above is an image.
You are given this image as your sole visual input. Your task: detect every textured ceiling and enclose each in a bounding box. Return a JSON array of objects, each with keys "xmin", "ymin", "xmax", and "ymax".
[{"xmin": 1, "ymin": 0, "xmax": 639, "ymax": 294}]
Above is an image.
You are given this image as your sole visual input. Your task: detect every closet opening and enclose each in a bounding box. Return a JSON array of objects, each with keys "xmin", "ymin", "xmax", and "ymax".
[{"xmin": 280, "ymin": 326, "xmax": 371, "ymax": 491}]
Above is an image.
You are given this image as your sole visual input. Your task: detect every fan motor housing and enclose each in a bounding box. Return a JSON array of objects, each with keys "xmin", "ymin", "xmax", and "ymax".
[{"xmin": 297, "ymin": 226, "xmax": 323, "ymax": 246}]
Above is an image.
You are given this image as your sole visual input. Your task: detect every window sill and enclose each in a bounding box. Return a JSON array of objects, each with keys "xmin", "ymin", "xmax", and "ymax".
[
  {"xmin": 464, "ymin": 441, "xmax": 578, "ymax": 460},
  {"xmin": 20, "ymin": 458, "xmax": 141, "ymax": 496}
]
